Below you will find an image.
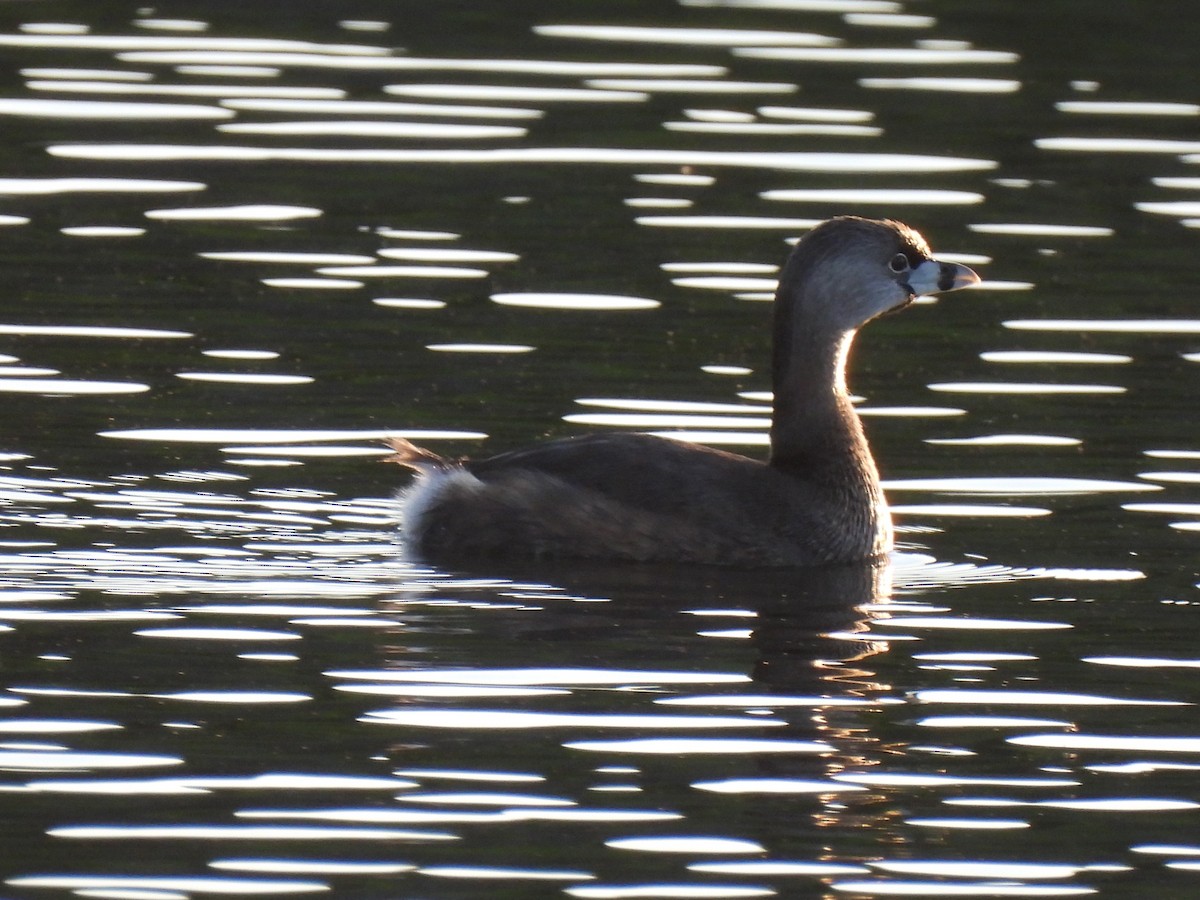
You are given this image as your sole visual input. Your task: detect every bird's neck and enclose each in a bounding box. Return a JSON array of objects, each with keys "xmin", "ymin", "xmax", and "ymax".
[{"xmin": 769, "ymin": 325, "xmax": 887, "ymax": 518}]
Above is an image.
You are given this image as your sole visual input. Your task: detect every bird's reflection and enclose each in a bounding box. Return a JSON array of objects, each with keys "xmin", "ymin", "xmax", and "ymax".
[
  {"xmin": 398, "ymin": 552, "xmax": 896, "ymax": 698},
  {"xmin": 385, "ymin": 554, "xmax": 919, "ymax": 856}
]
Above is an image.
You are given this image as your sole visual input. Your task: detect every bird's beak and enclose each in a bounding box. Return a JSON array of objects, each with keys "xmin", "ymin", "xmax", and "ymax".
[{"xmin": 905, "ymin": 259, "xmax": 981, "ymax": 296}]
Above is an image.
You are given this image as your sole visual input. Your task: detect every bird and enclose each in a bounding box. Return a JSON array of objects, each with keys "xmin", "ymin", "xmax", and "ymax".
[{"xmin": 387, "ymin": 216, "xmax": 979, "ymax": 567}]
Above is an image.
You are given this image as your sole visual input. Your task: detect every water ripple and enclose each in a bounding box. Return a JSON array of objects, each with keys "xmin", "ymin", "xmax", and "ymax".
[{"xmin": 47, "ymin": 143, "xmax": 999, "ymax": 172}]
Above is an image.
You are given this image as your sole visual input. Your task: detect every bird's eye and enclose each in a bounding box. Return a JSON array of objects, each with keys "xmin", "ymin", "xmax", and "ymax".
[{"xmin": 888, "ymin": 253, "xmax": 911, "ymax": 274}]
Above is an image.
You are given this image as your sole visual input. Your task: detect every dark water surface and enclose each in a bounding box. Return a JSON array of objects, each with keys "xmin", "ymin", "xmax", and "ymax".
[{"xmin": 1, "ymin": 1, "xmax": 1199, "ymax": 897}]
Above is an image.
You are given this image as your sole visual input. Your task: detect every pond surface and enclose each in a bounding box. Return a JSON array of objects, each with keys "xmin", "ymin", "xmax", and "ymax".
[{"xmin": 1, "ymin": 0, "xmax": 1199, "ymax": 897}]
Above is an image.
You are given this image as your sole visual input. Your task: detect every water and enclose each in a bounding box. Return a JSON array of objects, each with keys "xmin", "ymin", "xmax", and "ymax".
[{"xmin": 0, "ymin": 0, "xmax": 1198, "ymax": 897}]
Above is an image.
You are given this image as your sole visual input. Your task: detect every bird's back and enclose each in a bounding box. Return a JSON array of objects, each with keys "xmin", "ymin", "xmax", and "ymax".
[{"xmin": 401, "ymin": 432, "xmax": 886, "ymax": 566}]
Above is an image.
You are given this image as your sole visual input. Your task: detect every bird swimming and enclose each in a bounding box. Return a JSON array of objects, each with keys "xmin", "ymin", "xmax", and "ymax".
[{"xmin": 388, "ymin": 216, "xmax": 979, "ymax": 567}]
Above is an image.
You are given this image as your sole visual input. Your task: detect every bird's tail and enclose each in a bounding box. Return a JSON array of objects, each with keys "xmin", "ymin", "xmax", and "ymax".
[{"xmin": 382, "ymin": 437, "xmax": 451, "ymax": 473}]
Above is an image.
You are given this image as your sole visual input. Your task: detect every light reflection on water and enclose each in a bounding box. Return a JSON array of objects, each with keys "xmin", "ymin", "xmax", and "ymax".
[{"xmin": 0, "ymin": 1, "xmax": 1198, "ymax": 897}]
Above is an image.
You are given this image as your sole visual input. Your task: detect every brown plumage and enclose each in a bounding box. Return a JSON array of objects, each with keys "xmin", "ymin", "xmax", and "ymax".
[{"xmin": 389, "ymin": 216, "xmax": 978, "ymax": 567}]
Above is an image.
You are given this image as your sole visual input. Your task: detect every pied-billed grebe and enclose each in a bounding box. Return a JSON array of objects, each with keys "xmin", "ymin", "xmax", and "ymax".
[{"xmin": 389, "ymin": 216, "xmax": 979, "ymax": 566}]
